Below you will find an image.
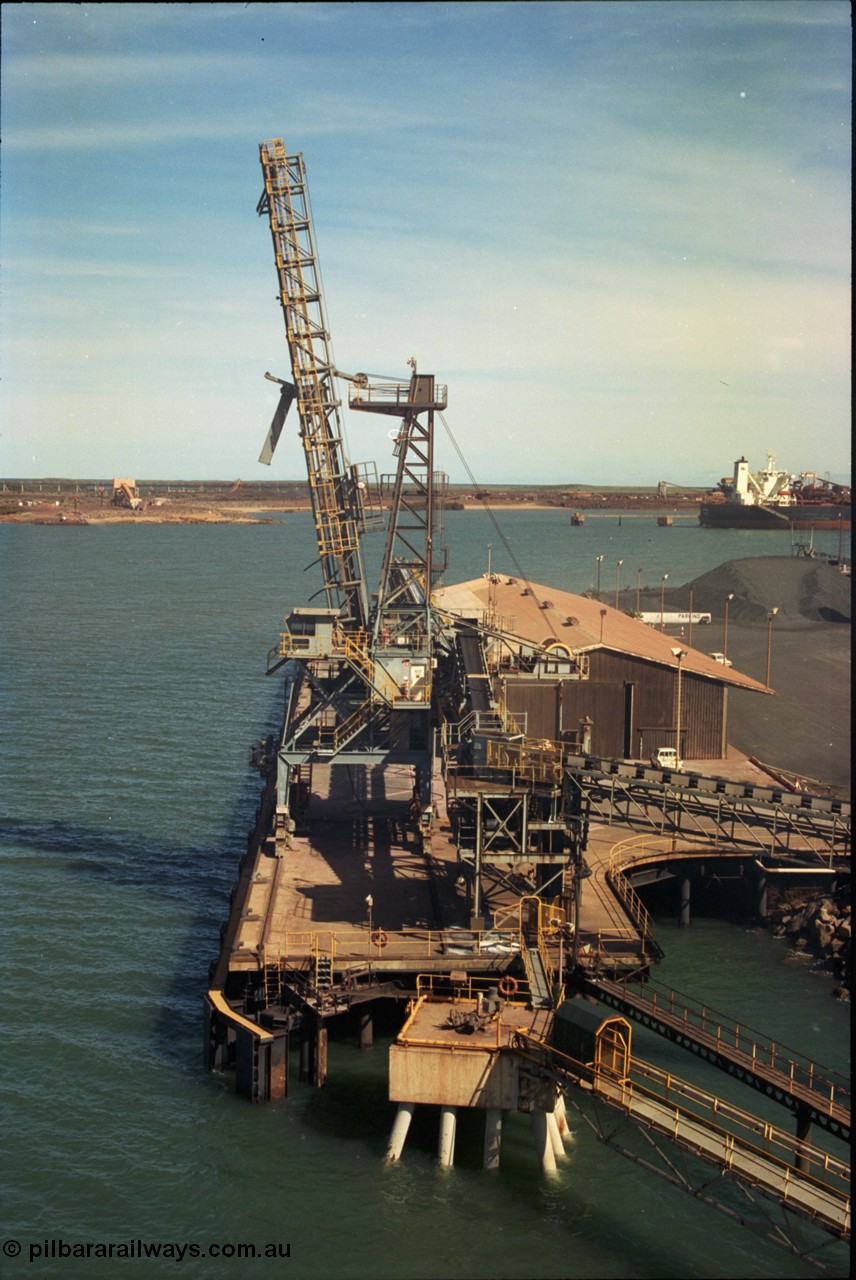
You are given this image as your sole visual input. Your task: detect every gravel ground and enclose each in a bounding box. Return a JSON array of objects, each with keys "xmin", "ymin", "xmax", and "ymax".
[
  {"xmin": 725, "ymin": 622, "xmax": 850, "ymax": 794},
  {"xmin": 632, "ymin": 557, "xmax": 851, "ymax": 795}
]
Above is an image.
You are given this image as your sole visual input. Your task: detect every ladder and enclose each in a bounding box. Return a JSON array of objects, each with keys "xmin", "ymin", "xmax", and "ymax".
[
  {"xmin": 315, "ymin": 953, "xmax": 333, "ymax": 990},
  {"xmin": 523, "ymin": 946, "xmax": 554, "ymax": 1009}
]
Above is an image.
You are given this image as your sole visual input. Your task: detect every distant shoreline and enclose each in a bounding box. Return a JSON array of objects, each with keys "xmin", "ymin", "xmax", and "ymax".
[
  {"xmin": 1, "ymin": 489, "xmax": 704, "ymax": 526},
  {"xmin": 0, "ymin": 503, "xmax": 701, "ymax": 525}
]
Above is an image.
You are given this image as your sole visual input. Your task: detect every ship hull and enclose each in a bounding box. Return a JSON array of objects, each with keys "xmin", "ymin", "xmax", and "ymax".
[{"xmin": 699, "ymin": 503, "xmax": 850, "ymax": 531}]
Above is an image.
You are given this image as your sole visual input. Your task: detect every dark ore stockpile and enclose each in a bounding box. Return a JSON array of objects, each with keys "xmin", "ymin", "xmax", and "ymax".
[
  {"xmin": 680, "ymin": 556, "xmax": 851, "ymax": 627},
  {"xmin": 635, "ymin": 557, "xmax": 850, "ymax": 794}
]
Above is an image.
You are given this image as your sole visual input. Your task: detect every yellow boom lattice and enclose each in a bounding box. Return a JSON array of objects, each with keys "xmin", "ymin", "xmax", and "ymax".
[{"xmin": 258, "ymin": 139, "xmax": 368, "ymax": 629}]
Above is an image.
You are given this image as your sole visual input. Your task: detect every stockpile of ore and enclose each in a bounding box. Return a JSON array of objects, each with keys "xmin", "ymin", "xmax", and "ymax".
[
  {"xmin": 769, "ymin": 887, "xmax": 851, "ymax": 1000},
  {"xmin": 670, "ymin": 556, "xmax": 851, "ymax": 626}
]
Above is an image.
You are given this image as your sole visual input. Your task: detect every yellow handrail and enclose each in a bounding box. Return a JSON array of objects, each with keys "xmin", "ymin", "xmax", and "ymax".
[
  {"xmin": 486, "ymin": 735, "xmax": 565, "ymax": 783},
  {"xmin": 337, "ymin": 629, "xmax": 401, "ymax": 703},
  {"xmin": 606, "ymin": 834, "xmax": 675, "ymax": 947},
  {"xmin": 414, "ymin": 973, "xmax": 531, "ymax": 1005},
  {"xmin": 514, "ymin": 1031, "xmax": 850, "ymax": 1204},
  {"xmin": 260, "ymin": 924, "xmax": 526, "ymax": 967}
]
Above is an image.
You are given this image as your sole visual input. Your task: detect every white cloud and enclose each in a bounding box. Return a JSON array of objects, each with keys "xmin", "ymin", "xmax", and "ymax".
[
  {"xmin": 4, "ymin": 50, "xmax": 263, "ymax": 87},
  {"xmin": 1, "ymin": 0, "xmax": 849, "ymax": 485}
]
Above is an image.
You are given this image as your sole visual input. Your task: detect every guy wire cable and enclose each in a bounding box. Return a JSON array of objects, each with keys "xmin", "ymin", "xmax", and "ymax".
[{"xmin": 438, "ymin": 411, "xmax": 569, "ymax": 647}]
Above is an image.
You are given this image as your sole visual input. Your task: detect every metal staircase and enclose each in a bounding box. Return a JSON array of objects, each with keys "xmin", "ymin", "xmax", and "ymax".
[
  {"xmin": 523, "ymin": 946, "xmax": 554, "ymax": 1009},
  {"xmin": 314, "ymin": 952, "xmax": 333, "ymax": 991}
]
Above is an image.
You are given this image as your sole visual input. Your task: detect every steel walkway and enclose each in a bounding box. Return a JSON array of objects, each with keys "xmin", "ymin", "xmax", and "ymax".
[
  {"xmin": 512, "ymin": 1032, "xmax": 851, "ymax": 1243},
  {"xmin": 579, "ymin": 972, "xmax": 851, "ymax": 1142}
]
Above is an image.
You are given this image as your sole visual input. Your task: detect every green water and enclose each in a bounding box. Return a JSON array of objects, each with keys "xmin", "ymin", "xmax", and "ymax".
[{"xmin": 0, "ymin": 515, "xmax": 849, "ymax": 1279}]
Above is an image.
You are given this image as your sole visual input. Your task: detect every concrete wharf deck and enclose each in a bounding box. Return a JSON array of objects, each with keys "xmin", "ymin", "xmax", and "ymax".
[
  {"xmin": 221, "ymin": 747, "xmax": 843, "ymax": 992},
  {"xmin": 225, "ymin": 760, "xmax": 498, "ymax": 985},
  {"xmin": 223, "ymin": 762, "xmax": 655, "ymax": 990},
  {"xmin": 395, "ymin": 995, "xmax": 553, "ymax": 1059}
]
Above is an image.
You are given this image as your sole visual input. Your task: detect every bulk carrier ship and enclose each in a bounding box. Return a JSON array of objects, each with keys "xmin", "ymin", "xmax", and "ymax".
[{"xmin": 699, "ymin": 454, "xmax": 850, "ymax": 531}]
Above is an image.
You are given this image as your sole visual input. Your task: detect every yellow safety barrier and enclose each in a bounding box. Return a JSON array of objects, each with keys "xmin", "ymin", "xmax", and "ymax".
[
  {"xmin": 260, "ymin": 925, "xmax": 525, "ymax": 968},
  {"xmin": 512, "ymin": 1031, "xmax": 851, "ymax": 1223}
]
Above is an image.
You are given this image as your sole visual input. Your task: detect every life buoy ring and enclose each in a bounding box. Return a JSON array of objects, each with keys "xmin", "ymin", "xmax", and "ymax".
[
  {"xmin": 498, "ymin": 975, "xmax": 518, "ymax": 997},
  {"xmin": 371, "ymin": 929, "xmax": 389, "ymax": 948}
]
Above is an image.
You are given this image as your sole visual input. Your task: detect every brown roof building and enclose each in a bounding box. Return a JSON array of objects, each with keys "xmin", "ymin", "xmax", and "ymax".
[{"xmin": 434, "ymin": 576, "xmax": 771, "ymax": 763}]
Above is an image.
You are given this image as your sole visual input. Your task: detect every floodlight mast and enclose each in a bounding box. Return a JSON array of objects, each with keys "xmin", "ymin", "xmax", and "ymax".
[{"xmin": 256, "ymin": 138, "xmax": 369, "ymax": 631}]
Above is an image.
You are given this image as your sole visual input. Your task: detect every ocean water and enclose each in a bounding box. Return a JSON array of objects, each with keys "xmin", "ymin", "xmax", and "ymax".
[{"xmin": 0, "ymin": 513, "xmax": 850, "ymax": 1280}]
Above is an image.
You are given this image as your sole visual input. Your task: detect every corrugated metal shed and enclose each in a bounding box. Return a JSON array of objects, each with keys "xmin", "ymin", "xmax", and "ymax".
[
  {"xmin": 434, "ymin": 576, "xmax": 770, "ymax": 693},
  {"xmin": 434, "ymin": 576, "xmax": 771, "ymax": 760}
]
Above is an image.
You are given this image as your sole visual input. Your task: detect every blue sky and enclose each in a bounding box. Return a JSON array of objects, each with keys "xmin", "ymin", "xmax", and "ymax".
[{"xmin": 1, "ymin": 1, "xmax": 850, "ymax": 486}]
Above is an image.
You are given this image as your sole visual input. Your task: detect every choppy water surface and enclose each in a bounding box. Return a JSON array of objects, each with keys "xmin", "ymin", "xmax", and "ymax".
[{"xmin": 0, "ymin": 515, "xmax": 849, "ymax": 1279}]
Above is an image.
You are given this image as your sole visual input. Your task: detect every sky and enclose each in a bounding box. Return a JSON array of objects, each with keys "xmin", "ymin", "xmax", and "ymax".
[{"xmin": 0, "ymin": 1, "xmax": 851, "ymax": 487}]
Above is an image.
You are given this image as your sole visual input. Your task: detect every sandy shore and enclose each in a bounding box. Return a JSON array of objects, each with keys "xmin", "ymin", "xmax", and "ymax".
[
  {"xmin": 1, "ymin": 499, "xmax": 610, "ymax": 523},
  {"xmin": 0, "ymin": 503, "xmax": 279, "ymax": 525},
  {"xmin": 1, "ymin": 487, "xmax": 702, "ymax": 524}
]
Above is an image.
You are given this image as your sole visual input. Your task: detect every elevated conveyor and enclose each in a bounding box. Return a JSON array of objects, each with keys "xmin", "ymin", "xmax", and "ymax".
[
  {"xmin": 456, "ymin": 628, "xmax": 494, "ymax": 717},
  {"xmin": 591, "ymin": 1059, "xmax": 850, "ymax": 1242},
  {"xmin": 563, "ymin": 753, "xmax": 850, "ymax": 863},
  {"xmin": 512, "ymin": 1026, "xmax": 850, "ymax": 1246},
  {"xmin": 579, "ymin": 972, "xmax": 851, "ymax": 1142}
]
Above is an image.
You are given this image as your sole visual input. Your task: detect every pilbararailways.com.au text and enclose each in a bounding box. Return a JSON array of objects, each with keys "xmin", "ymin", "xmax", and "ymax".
[{"xmin": 2, "ymin": 1238, "xmax": 291, "ymax": 1264}]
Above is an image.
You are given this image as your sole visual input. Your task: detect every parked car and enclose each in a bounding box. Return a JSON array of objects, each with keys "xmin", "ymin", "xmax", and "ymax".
[
  {"xmin": 651, "ymin": 747, "xmax": 683, "ymax": 770},
  {"xmin": 709, "ymin": 652, "xmax": 733, "ymax": 667}
]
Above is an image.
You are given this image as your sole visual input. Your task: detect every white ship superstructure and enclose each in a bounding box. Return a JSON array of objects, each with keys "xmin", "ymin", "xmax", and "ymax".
[{"xmin": 728, "ymin": 453, "xmax": 793, "ymax": 508}]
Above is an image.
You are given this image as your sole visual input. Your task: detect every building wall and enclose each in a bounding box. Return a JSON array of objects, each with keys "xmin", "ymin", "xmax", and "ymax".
[{"xmin": 500, "ymin": 652, "xmax": 727, "ymax": 760}]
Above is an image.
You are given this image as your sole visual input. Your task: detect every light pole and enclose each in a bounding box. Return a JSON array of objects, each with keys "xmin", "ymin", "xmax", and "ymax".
[
  {"xmin": 688, "ymin": 587, "xmax": 694, "ymax": 649},
  {"xmin": 765, "ymin": 608, "xmax": 778, "ymax": 688},
  {"xmin": 596, "ymin": 554, "xmax": 603, "ymax": 601},
  {"xmin": 672, "ymin": 647, "xmax": 687, "ymax": 762},
  {"xmin": 615, "ymin": 559, "xmax": 623, "ymax": 610},
  {"xmin": 636, "ymin": 567, "xmax": 642, "ymax": 617},
  {"xmin": 660, "ymin": 573, "xmax": 669, "ymax": 631},
  {"xmin": 723, "ymin": 592, "xmax": 734, "ymax": 660}
]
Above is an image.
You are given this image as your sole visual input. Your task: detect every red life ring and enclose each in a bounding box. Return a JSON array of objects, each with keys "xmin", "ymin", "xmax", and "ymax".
[
  {"xmin": 498, "ymin": 975, "xmax": 518, "ymax": 997},
  {"xmin": 371, "ymin": 929, "xmax": 389, "ymax": 948}
]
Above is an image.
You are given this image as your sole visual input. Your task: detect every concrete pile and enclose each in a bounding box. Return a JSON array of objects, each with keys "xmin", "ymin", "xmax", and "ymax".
[{"xmin": 768, "ymin": 889, "xmax": 851, "ymax": 1000}]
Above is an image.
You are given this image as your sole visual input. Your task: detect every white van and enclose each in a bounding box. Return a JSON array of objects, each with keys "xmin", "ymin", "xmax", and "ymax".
[{"xmin": 651, "ymin": 747, "xmax": 683, "ymax": 770}]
